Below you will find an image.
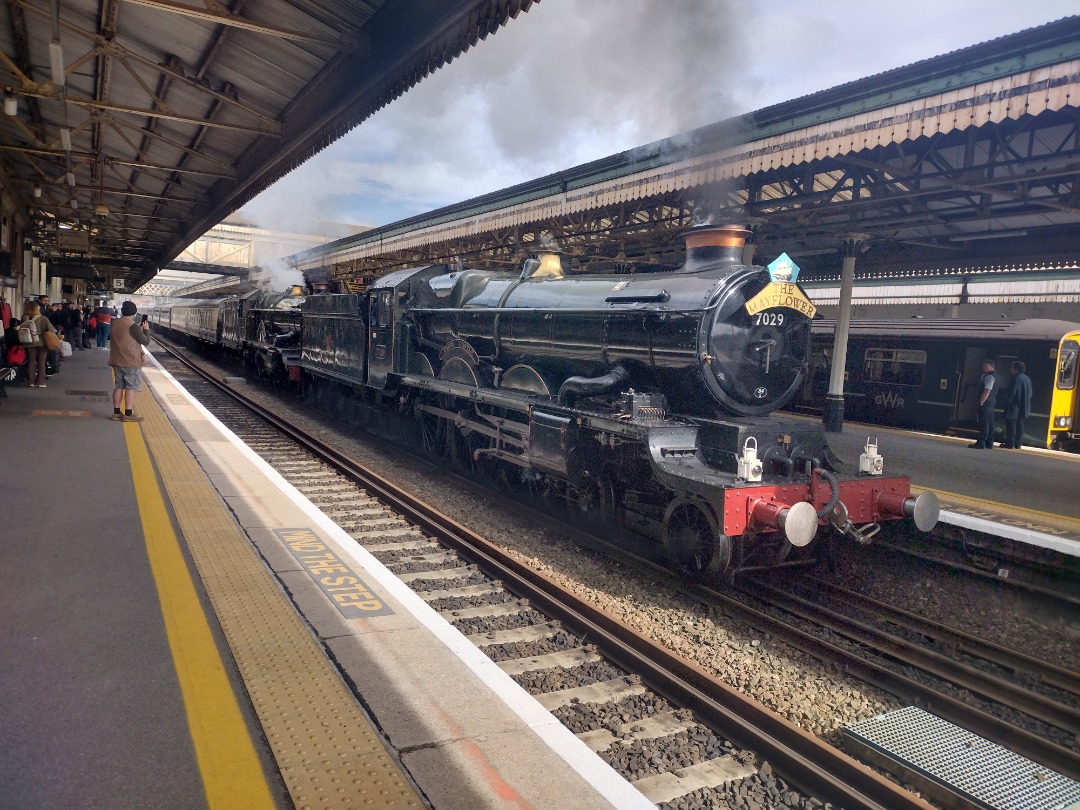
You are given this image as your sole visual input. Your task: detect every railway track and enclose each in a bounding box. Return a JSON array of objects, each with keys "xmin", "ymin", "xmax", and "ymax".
[
  {"xmin": 725, "ymin": 577, "xmax": 1080, "ymax": 780},
  {"xmin": 879, "ymin": 534, "xmax": 1080, "ymax": 609},
  {"xmin": 151, "ymin": 340, "xmax": 932, "ymax": 809}
]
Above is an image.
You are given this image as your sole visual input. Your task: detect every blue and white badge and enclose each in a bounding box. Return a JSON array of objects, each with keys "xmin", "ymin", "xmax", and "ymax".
[{"xmin": 767, "ymin": 253, "xmax": 800, "ymax": 283}]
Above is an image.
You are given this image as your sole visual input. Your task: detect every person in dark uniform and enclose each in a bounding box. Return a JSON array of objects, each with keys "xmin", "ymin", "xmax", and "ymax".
[
  {"xmin": 969, "ymin": 359, "xmax": 998, "ymax": 449},
  {"xmin": 1002, "ymin": 360, "xmax": 1033, "ymax": 449}
]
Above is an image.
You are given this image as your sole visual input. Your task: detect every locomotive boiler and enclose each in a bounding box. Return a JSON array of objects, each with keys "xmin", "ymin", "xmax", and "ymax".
[
  {"xmin": 296, "ymin": 224, "xmax": 939, "ymax": 580},
  {"xmin": 411, "ymin": 226, "xmax": 809, "ymax": 419}
]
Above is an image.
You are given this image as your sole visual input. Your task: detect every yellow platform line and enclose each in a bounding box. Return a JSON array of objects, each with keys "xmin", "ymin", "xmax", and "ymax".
[
  {"xmin": 123, "ymin": 413, "xmax": 276, "ymax": 809},
  {"xmin": 129, "ymin": 388, "xmax": 422, "ymax": 809},
  {"xmin": 912, "ymin": 484, "xmax": 1080, "ymax": 534}
]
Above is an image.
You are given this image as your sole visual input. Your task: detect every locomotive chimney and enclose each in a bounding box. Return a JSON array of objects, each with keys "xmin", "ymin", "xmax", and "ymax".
[{"xmin": 681, "ymin": 224, "xmax": 751, "ymax": 272}]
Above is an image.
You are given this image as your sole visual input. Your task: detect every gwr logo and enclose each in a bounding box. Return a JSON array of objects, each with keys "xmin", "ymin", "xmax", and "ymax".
[{"xmin": 874, "ymin": 391, "xmax": 906, "ymax": 409}]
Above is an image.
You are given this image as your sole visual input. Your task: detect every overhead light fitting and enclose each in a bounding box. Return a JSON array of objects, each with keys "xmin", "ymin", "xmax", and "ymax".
[
  {"xmin": 71, "ymin": 200, "xmax": 78, "ymax": 210},
  {"xmin": 67, "ymin": 172, "xmax": 75, "ymax": 187},
  {"xmin": 33, "ymin": 184, "xmax": 42, "ymax": 198},
  {"xmin": 3, "ymin": 89, "xmax": 16, "ymax": 116},
  {"xmin": 60, "ymin": 128, "xmax": 72, "ymax": 152},
  {"xmin": 49, "ymin": 41, "xmax": 65, "ymax": 88},
  {"xmin": 95, "ymin": 200, "xmax": 110, "ymax": 217}
]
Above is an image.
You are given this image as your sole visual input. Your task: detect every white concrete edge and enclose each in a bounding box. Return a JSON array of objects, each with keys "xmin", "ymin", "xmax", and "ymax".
[
  {"xmin": 940, "ymin": 510, "xmax": 1080, "ymax": 558},
  {"xmin": 141, "ymin": 355, "xmax": 654, "ymax": 810}
]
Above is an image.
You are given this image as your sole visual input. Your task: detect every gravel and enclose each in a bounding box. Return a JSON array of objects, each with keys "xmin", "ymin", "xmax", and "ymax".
[{"xmin": 168, "ymin": 352, "xmax": 1079, "ymax": 798}]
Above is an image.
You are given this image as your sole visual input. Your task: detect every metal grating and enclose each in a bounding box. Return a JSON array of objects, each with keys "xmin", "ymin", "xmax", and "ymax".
[
  {"xmin": 843, "ymin": 707, "xmax": 1080, "ymax": 810},
  {"xmin": 137, "ymin": 390, "xmax": 423, "ymax": 809}
]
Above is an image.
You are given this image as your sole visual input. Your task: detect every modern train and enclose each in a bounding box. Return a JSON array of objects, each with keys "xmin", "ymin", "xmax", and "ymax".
[
  {"xmin": 157, "ymin": 224, "xmax": 938, "ymax": 582},
  {"xmin": 792, "ymin": 319, "xmax": 1080, "ymax": 451}
]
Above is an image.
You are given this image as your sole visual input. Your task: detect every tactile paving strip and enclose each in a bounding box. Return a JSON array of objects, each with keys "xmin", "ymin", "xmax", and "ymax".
[{"xmin": 137, "ymin": 391, "xmax": 423, "ymax": 809}]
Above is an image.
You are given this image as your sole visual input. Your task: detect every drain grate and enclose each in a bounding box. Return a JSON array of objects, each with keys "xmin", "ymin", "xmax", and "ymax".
[{"xmin": 843, "ymin": 707, "xmax": 1080, "ymax": 810}]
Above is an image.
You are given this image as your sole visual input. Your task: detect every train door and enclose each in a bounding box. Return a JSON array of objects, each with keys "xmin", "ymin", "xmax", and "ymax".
[
  {"xmin": 367, "ymin": 289, "xmax": 394, "ymax": 388},
  {"xmin": 955, "ymin": 347, "xmax": 987, "ymax": 424}
]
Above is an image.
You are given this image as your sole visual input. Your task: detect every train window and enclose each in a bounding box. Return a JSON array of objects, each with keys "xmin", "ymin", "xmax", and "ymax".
[
  {"xmin": 1058, "ymin": 340, "xmax": 1078, "ymax": 390},
  {"xmin": 863, "ymin": 348, "xmax": 926, "ymax": 387}
]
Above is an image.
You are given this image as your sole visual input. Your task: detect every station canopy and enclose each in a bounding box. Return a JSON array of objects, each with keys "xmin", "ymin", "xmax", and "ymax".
[{"xmin": 1, "ymin": 0, "xmax": 539, "ymax": 290}]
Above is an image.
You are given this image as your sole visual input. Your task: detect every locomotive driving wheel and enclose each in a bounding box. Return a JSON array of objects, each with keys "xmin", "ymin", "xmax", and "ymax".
[{"xmin": 662, "ymin": 498, "xmax": 731, "ymax": 582}]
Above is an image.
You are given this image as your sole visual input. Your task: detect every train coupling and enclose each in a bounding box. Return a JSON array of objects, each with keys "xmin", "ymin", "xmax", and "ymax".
[{"xmin": 827, "ymin": 501, "xmax": 881, "ymax": 544}]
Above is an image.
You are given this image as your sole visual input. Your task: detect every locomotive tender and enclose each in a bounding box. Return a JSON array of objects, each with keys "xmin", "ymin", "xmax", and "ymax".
[{"xmin": 161, "ymin": 225, "xmax": 938, "ymax": 581}]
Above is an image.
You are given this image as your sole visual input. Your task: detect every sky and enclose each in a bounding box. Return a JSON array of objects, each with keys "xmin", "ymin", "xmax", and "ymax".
[{"xmin": 238, "ymin": 0, "xmax": 1078, "ymax": 236}]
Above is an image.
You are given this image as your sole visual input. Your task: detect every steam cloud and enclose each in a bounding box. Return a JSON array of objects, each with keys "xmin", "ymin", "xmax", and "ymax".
[
  {"xmin": 241, "ymin": 0, "xmax": 748, "ymax": 233},
  {"xmin": 239, "ymin": 0, "xmax": 1075, "ymax": 235}
]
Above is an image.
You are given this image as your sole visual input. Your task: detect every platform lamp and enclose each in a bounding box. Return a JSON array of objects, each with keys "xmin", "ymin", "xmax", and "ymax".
[{"xmin": 3, "ymin": 89, "xmax": 16, "ymax": 116}]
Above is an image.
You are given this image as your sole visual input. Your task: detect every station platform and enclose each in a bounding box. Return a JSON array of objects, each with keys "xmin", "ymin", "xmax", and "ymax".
[
  {"xmin": 3, "ymin": 349, "xmax": 1076, "ymax": 809},
  {"xmin": 0, "ymin": 347, "xmax": 650, "ymax": 810},
  {"xmin": 821, "ymin": 418, "xmax": 1080, "ymax": 557}
]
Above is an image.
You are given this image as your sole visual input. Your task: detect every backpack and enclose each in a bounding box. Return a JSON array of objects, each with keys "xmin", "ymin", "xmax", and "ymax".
[{"xmin": 17, "ymin": 319, "xmax": 39, "ymax": 344}]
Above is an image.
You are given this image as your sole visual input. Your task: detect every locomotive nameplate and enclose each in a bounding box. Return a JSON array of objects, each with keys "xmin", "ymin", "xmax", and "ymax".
[
  {"xmin": 274, "ymin": 528, "xmax": 394, "ymax": 618},
  {"xmin": 744, "ymin": 282, "xmax": 817, "ymax": 319}
]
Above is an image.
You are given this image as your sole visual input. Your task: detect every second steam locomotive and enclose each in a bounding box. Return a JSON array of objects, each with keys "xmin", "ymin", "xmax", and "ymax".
[{"xmin": 161, "ymin": 224, "xmax": 938, "ymax": 581}]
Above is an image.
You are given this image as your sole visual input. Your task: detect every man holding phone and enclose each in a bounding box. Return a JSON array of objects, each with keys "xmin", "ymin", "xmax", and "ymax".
[{"xmin": 108, "ymin": 300, "xmax": 151, "ymax": 422}]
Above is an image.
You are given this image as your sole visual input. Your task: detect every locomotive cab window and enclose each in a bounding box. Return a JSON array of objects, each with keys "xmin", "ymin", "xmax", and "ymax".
[
  {"xmin": 1058, "ymin": 340, "xmax": 1078, "ymax": 390},
  {"xmin": 863, "ymin": 348, "xmax": 926, "ymax": 387}
]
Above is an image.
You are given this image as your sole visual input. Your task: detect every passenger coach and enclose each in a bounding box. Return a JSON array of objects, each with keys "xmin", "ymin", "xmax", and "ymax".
[{"xmin": 793, "ymin": 319, "xmax": 1080, "ymax": 450}]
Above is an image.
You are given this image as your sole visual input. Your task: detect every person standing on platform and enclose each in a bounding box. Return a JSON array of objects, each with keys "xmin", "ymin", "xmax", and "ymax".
[
  {"xmin": 969, "ymin": 359, "xmax": 998, "ymax": 449},
  {"xmin": 19, "ymin": 301, "xmax": 58, "ymax": 389},
  {"xmin": 84, "ymin": 305, "xmax": 96, "ymax": 348},
  {"xmin": 60, "ymin": 301, "xmax": 83, "ymax": 351},
  {"xmin": 93, "ymin": 303, "xmax": 113, "ymax": 349},
  {"xmin": 108, "ymin": 300, "xmax": 151, "ymax": 422},
  {"xmin": 1002, "ymin": 360, "xmax": 1033, "ymax": 449}
]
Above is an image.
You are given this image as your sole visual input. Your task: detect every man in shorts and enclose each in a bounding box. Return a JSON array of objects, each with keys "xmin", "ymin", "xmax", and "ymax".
[{"xmin": 108, "ymin": 300, "xmax": 151, "ymax": 422}]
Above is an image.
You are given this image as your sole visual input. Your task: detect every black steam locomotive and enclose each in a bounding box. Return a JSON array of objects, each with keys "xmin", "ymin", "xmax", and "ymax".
[{"xmin": 160, "ymin": 225, "xmax": 938, "ymax": 581}]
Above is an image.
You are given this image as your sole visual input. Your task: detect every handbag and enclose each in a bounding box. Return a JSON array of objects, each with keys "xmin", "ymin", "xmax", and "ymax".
[{"xmin": 43, "ymin": 329, "xmax": 61, "ymax": 351}]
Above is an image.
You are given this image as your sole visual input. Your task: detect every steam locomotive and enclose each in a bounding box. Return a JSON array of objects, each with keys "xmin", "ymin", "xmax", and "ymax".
[{"xmin": 159, "ymin": 225, "xmax": 938, "ymax": 581}]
